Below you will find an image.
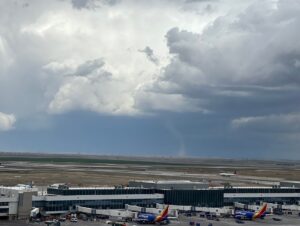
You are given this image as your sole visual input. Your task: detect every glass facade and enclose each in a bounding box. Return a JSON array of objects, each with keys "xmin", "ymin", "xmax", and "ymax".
[
  {"xmin": 33, "ymin": 198, "xmax": 163, "ymax": 212},
  {"xmin": 41, "ymin": 187, "xmax": 300, "ymax": 212},
  {"xmin": 224, "ymin": 188, "xmax": 300, "ymax": 205},
  {"xmin": 47, "ymin": 188, "xmax": 156, "ymax": 196},
  {"xmin": 0, "ymin": 208, "xmax": 8, "ymax": 213},
  {"xmin": 224, "ymin": 197, "xmax": 300, "ymax": 205},
  {"xmin": 157, "ymin": 189, "xmax": 224, "ymax": 207},
  {"xmin": 47, "ymin": 187, "xmax": 224, "ymax": 208},
  {"xmin": 224, "ymin": 188, "xmax": 300, "ymax": 193},
  {"xmin": 40, "ymin": 187, "xmax": 164, "ymax": 212}
]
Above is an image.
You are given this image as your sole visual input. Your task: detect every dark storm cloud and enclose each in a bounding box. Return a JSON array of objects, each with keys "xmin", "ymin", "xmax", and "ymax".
[
  {"xmin": 164, "ymin": 1, "xmax": 300, "ymax": 87},
  {"xmin": 139, "ymin": 46, "xmax": 159, "ymax": 65},
  {"xmin": 75, "ymin": 58, "xmax": 105, "ymax": 76},
  {"xmin": 71, "ymin": 0, "xmax": 91, "ymax": 9},
  {"xmin": 105, "ymin": 0, "xmax": 121, "ymax": 5},
  {"xmin": 71, "ymin": 0, "xmax": 121, "ymax": 9},
  {"xmin": 159, "ymin": 1, "xmax": 300, "ymax": 109},
  {"xmin": 136, "ymin": 0, "xmax": 300, "ymax": 157}
]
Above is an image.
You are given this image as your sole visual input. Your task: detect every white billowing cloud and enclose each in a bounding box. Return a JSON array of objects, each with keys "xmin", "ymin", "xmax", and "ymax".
[
  {"xmin": 41, "ymin": 0, "xmax": 227, "ymax": 115},
  {"xmin": 0, "ymin": 0, "xmax": 300, "ymax": 120},
  {"xmin": 0, "ymin": 112, "xmax": 16, "ymax": 131},
  {"xmin": 47, "ymin": 58, "xmax": 137, "ymax": 115},
  {"xmin": 48, "ymin": 65, "xmax": 138, "ymax": 115},
  {"xmin": 1, "ymin": 0, "xmax": 224, "ymax": 117},
  {"xmin": 48, "ymin": 57, "xmax": 202, "ymax": 115},
  {"xmin": 0, "ymin": 35, "xmax": 14, "ymax": 73},
  {"xmin": 231, "ymin": 113, "xmax": 300, "ymax": 133}
]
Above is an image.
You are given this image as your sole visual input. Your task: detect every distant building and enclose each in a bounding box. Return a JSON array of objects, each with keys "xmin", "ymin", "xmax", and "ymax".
[
  {"xmin": 223, "ymin": 187, "xmax": 300, "ymax": 205},
  {"xmin": 0, "ymin": 185, "xmax": 38, "ymax": 220},
  {"xmin": 128, "ymin": 180, "xmax": 209, "ymax": 190},
  {"xmin": 280, "ymin": 181, "xmax": 300, "ymax": 188}
]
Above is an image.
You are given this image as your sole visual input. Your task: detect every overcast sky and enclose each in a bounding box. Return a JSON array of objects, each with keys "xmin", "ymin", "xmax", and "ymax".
[{"xmin": 0, "ymin": 0, "xmax": 300, "ymax": 159}]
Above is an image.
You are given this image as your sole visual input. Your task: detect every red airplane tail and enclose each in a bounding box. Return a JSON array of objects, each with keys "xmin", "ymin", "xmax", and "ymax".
[
  {"xmin": 155, "ymin": 205, "xmax": 169, "ymax": 222},
  {"xmin": 253, "ymin": 203, "xmax": 267, "ymax": 220}
]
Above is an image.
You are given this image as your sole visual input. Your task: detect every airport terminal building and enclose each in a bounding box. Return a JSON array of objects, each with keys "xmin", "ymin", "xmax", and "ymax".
[
  {"xmin": 0, "ymin": 185, "xmax": 38, "ymax": 220},
  {"xmin": 37, "ymin": 181, "xmax": 300, "ymax": 214},
  {"xmin": 1, "ymin": 180, "xmax": 300, "ymax": 219},
  {"xmin": 35, "ymin": 185, "xmax": 164, "ymax": 214},
  {"xmin": 45, "ymin": 181, "xmax": 224, "ymax": 210}
]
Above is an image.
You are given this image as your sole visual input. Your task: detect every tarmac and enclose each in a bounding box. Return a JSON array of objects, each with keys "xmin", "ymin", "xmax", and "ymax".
[{"xmin": 2, "ymin": 214, "xmax": 300, "ymax": 226}]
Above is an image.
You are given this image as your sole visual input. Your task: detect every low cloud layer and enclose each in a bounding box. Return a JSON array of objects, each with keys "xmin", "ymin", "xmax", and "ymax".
[
  {"xmin": 232, "ymin": 113, "xmax": 300, "ymax": 133},
  {"xmin": 0, "ymin": 112, "xmax": 16, "ymax": 131}
]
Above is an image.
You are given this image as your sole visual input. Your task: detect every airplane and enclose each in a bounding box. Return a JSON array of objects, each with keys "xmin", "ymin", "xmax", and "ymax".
[
  {"xmin": 234, "ymin": 203, "xmax": 268, "ymax": 220},
  {"xmin": 219, "ymin": 170, "xmax": 237, "ymax": 177},
  {"xmin": 134, "ymin": 205, "xmax": 170, "ymax": 224}
]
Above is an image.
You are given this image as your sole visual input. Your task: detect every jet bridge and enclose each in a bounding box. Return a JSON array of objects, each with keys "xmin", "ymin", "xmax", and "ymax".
[{"xmin": 76, "ymin": 205, "xmax": 135, "ymax": 219}]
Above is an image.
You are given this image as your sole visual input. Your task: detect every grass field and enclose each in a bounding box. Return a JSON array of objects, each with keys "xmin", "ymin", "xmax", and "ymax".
[
  {"xmin": 0, "ymin": 156, "xmax": 186, "ymax": 166},
  {"xmin": 0, "ymin": 153, "xmax": 299, "ymax": 187}
]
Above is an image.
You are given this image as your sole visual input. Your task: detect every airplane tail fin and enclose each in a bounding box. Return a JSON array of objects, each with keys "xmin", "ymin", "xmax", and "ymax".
[
  {"xmin": 253, "ymin": 203, "xmax": 267, "ymax": 220},
  {"xmin": 159, "ymin": 205, "xmax": 169, "ymax": 218},
  {"xmin": 155, "ymin": 205, "xmax": 169, "ymax": 222}
]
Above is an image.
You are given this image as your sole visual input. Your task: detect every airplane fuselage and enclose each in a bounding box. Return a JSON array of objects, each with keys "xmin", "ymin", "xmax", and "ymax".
[
  {"xmin": 136, "ymin": 213, "xmax": 168, "ymax": 224},
  {"xmin": 234, "ymin": 211, "xmax": 265, "ymax": 220},
  {"xmin": 135, "ymin": 205, "xmax": 169, "ymax": 224}
]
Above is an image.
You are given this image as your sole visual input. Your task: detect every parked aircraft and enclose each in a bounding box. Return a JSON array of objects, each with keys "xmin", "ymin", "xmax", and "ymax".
[
  {"xmin": 134, "ymin": 205, "xmax": 169, "ymax": 224},
  {"xmin": 234, "ymin": 203, "xmax": 267, "ymax": 220}
]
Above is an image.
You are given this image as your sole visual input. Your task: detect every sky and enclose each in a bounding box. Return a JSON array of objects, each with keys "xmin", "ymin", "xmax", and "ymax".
[{"xmin": 0, "ymin": 0, "xmax": 300, "ymax": 159}]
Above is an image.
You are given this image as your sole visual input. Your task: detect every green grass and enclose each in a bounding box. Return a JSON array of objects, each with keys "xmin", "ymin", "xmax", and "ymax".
[{"xmin": 0, "ymin": 156, "xmax": 187, "ymax": 166}]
